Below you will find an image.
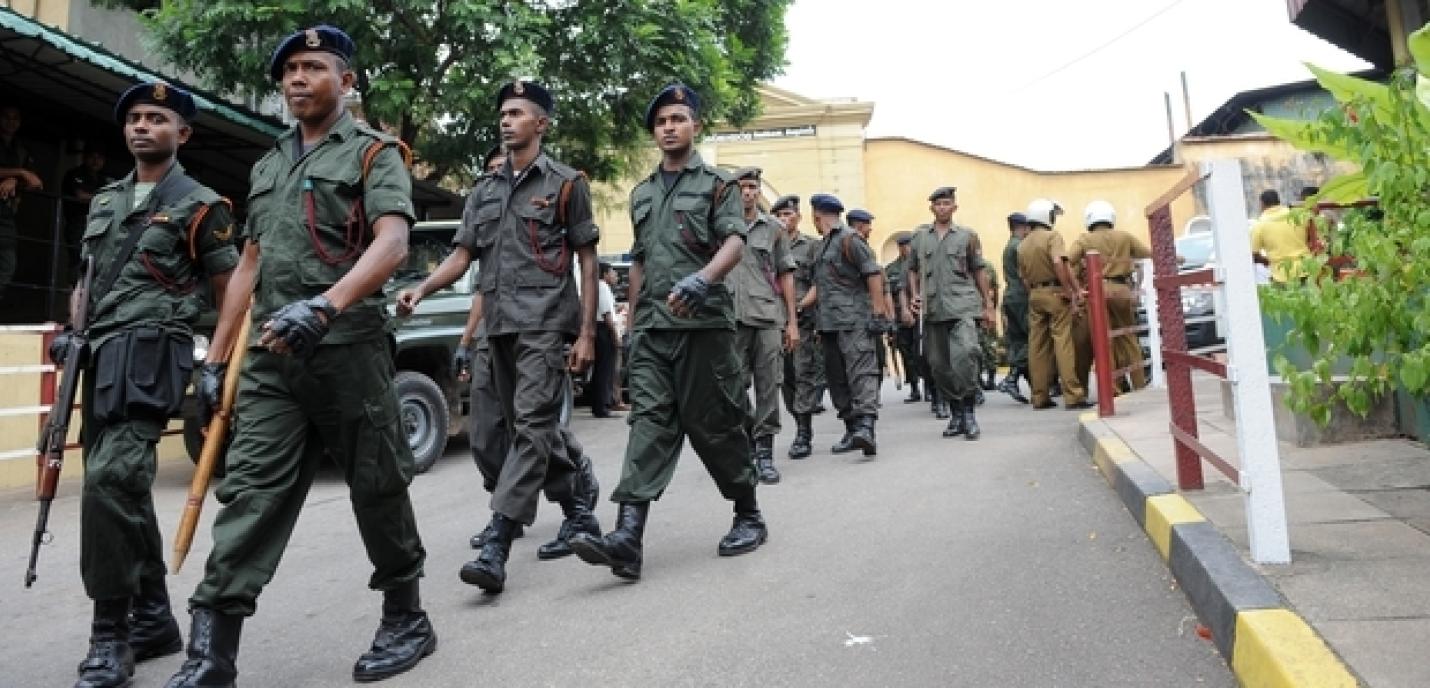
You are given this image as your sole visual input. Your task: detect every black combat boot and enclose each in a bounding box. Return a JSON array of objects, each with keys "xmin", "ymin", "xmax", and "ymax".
[
  {"xmin": 75, "ymin": 598, "xmax": 134, "ymax": 688},
  {"xmin": 129, "ymin": 576, "xmax": 183, "ymax": 662},
  {"xmin": 788, "ymin": 414, "xmax": 813, "ymax": 459},
  {"xmin": 754, "ymin": 435, "xmax": 781, "ymax": 484},
  {"xmin": 1050, "ymin": 379, "xmax": 1063, "ymax": 398},
  {"xmin": 975, "ymin": 387, "xmax": 986, "ymax": 406},
  {"xmin": 163, "ymin": 607, "xmax": 241, "ymax": 688},
  {"xmin": 849, "ymin": 416, "xmax": 877, "ymax": 456},
  {"xmin": 830, "ymin": 418, "xmax": 858, "ymax": 454},
  {"xmin": 718, "ymin": 493, "xmax": 769, "ymax": 556},
  {"xmin": 538, "ymin": 498, "xmax": 602, "ymax": 561},
  {"xmin": 459, "ymin": 513, "xmax": 518, "ymax": 593},
  {"xmin": 904, "ymin": 378, "xmax": 922, "ymax": 403},
  {"xmin": 943, "ymin": 399, "xmax": 967, "ymax": 437},
  {"xmin": 570, "ymin": 501, "xmax": 648, "ymax": 580},
  {"xmin": 352, "ymin": 579, "xmax": 437, "ymax": 683},
  {"xmin": 469, "ymin": 520, "xmax": 523, "ymax": 549},
  {"xmin": 929, "ymin": 387, "xmax": 941, "ymax": 415},
  {"xmin": 999, "ymin": 368, "xmax": 1029, "ymax": 404},
  {"xmin": 963, "ymin": 396, "xmax": 982, "ymax": 441}
]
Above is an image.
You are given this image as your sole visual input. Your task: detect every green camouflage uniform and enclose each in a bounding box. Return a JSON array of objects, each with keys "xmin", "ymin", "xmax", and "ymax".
[
  {"xmin": 79, "ymin": 162, "xmax": 237, "ymax": 601},
  {"xmin": 977, "ymin": 257, "xmax": 1000, "ymax": 377},
  {"xmin": 611, "ymin": 152, "xmax": 756, "ymax": 502},
  {"xmin": 1002, "ymin": 235, "xmax": 1029, "ymax": 372},
  {"xmin": 730, "ymin": 212, "xmax": 795, "ymax": 441},
  {"xmin": 908, "ymin": 223, "xmax": 985, "ymax": 404},
  {"xmin": 191, "ymin": 114, "xmax": 425, "ymax": 616}
]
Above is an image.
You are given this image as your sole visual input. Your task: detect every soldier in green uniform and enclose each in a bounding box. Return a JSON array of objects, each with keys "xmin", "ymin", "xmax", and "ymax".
[
  {"xmin": 399, "ymin": 79, "xmax": 600, "ymax": 594},
  {"xmin": 53, "ymin": 82, "xmax": 237, "ymax": 688},
  {"xmin": 728, "ymin": 167, "xmax": 798, "ymax": 484},
  {"xmin": 847, "ymin": 208, "xmax": 892, "ymax": 390},
  {"xmin": 1017, "ymin": 198, "xmax": 1092, "ymax": 410},
  {"xmin": 798, "ymin": 194, "xmax": 891, "ymax": 456},
  {"xmin": 998, "ymin": 212, "xmax": 1032, "ymax": 403},
  {"xmin": 775, "ymin": 195, "xmax": 825, "ymax": 459},
  {"xmin": 168, "ymin": 26, "xmax": 435, "ymax": 686},
  {"xmin": 886, "ymin": 235, "xmax": 925, "ymax": 403},
  {"xmin": 976, "ymin": 256, "xmax": 1001, "ymax": 401},
  {"xmin": 569, "ymin": 83, "xmax": 767, "ymax": 582},
  {"xmin": 908, "ymin": 187, "xmax": 995, "ymax": 440}
]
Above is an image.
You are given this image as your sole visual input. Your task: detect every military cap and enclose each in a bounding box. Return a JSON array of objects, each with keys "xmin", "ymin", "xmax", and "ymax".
[
  {"xmin": 770, "ymin": 194, "xmax": 800, "ymax": 214},
  {"xmin": 114, "ymin": 82, "xmax": 198, "ymax": 125},
  {"xmin": 481, "ymin": 145, "xmax": 504, "ymax": 169},
  {"xmin": 497, "ymin": 79, "xmax": 556, "ymax": 115},
  {"xmin": 846, "ymin": 209, "xmax": 874, "ymax": 224},
  {"xmin": 1007, "ymin": 211, "xmax": 1029, "ymax": 228},
  {"xmin": 896, "ymin": 234, "xmax": 912, "ymax": 246},
  {"xmin": 809, "ymin": 193, "xmax": 844, "ymax": 214},
  {"xmin": 928, "ymin": 186, "xmax": 957, "ymax": 202},
  {"xmin": 734, "ymin": 166, "xmax": 762, "ymax": 181},
  {"xmin": 268, "ymin": 25, "xmax": 356, "ymax": 81},
  {"xmin": 645, "ymin": 83, "xmax": 701, "ymax": 130}
]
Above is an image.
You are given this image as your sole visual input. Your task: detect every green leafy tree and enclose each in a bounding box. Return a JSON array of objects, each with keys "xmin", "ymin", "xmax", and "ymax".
[
  {"xmin": 1250, "ymin": 24, "xmax": 1430, "ymax": 424},
  {"xmin": 97, "ymin": 0, "xmax": 790, "ymax": 183}
]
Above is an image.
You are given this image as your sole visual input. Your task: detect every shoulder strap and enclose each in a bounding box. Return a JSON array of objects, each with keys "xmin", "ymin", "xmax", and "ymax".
[
  {"xmin": 360, "ymin": 139, "xmax": 413, "ymax": 185},
  {"xmin": 840, "ymin": 233, "xmax": 856, "ymax": 264},
  {"xmin": 708, "ymin": 179, "xmax": 729, "ymax": 226},
  {"xmin": 186, "ymin": 197, "xmax": 233, "ymax": 261},
  {"xmin": 555, "ymin": 172, "xmax": 586, "ymax": 227}
]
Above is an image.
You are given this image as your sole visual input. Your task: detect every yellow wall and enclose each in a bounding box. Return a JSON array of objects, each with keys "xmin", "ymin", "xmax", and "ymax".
[{"xmin": 2, "ymin": 0, "xmax": 70, "ymax": 27}]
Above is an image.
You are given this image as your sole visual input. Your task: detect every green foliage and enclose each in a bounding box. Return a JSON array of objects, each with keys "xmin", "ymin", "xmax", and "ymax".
[
  {"xmin": 1256, "ymin": 25, "xmax": 1430, "ymax": 424},
  {"xmin": 93, "ymin": 0, "xmax": 791, "ymax": 183}
]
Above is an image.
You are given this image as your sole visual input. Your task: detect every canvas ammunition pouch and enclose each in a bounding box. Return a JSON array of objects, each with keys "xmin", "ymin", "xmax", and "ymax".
[{"xmin": 91, "ymin": 326, "xmax": 193, "ymax": 422}]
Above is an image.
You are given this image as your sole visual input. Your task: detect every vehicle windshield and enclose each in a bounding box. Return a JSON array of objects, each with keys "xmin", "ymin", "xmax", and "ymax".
[
  {"xmin": 388, "ymin": 222, "xmax": 473, "ymax": 294},
  {"xmin": 1176, "ymin": 233, "xmax": 1215, "ymax": 270}
]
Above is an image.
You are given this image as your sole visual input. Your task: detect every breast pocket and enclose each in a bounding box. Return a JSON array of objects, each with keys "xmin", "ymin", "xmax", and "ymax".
[
  {"xmin": 516, "ymin": 201, "xmax": 567, "ymax": 285},
  {"xmin": 942, "ymin": 239, "xmax": 969, "ymax": 278},
  {"xmin": 671, "ymin": 194, "xmax": 714, "ymax": 258},
  {"xmin": 82, "ymin": 212, "xmax": 113, "ymax": 249},
  {"xmin": 306, "ymin": 166, "xmax": 364, "ymax": 230}
]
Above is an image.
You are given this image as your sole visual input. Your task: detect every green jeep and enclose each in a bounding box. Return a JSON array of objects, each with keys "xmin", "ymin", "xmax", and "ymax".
[{"xmin": 183, "ymin": 219, "xmax": 475, "ymax": 474}]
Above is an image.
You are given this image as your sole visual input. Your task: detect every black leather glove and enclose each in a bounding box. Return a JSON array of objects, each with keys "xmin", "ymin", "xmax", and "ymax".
[
  {"xmin": 797, "ymin": 307, "xmax": 816, "ymax": 331},
  {"xmin": 452, "ymin": 345, "xmax": 472, "ymax": 379},
  {"xmin": 668, "ymin": 273, "xmax": 711, "ymax": 315},
  {"xmin": 48, "ymin": 329, "xmax": 74, "ymax": 366},
  {"xmin": 267, "ymin": 296, "xmax": 337, "ymax": 356},
  {"xmin": 196, "ymin": 362, "xmax": 227, "ymax": 429}
]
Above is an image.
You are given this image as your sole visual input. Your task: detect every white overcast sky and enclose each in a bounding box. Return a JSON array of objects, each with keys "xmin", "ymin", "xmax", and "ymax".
[{"xmin": 772, "ymin": 0, "xmax": 1372, "ymax": 170}]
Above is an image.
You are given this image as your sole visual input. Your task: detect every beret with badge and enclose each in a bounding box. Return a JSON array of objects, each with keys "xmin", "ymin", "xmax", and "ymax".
[
  {"xmin": 268, "ymin": 24, "xmax": 356, "ymax": 82},
  {"xmin": 770, "ymin": 195, "xmax": 800, "ymax": 214},
  {"xmin": 809, "ymin": 193, "xmax": 844, "ymax": 214},
  {"xmin": 644, "ymin": 83, "xmax": 701, "ymax": 131},
  {"xmin": 114, "ymin": 81, "xmax": 198, "ymax": 125},
  {"xmin": 928, "ymin": 186, "xmax": 957, "ymax": 202},
  {"xmin": 497, "ymin": 79, "xmax": 556, "ymax": 115},
  {"xmin": 846, "ymin": 209, "xmax": 874, "ymax": 224}
]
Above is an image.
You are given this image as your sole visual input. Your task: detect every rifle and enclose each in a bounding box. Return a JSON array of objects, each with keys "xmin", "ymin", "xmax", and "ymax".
[
  {"xmin": 888, "ymin": 334, "xmax": 903, "ymax": 390},
  {"xmin": 26, "ymin": 256, "xmax": 95, "ymax": 588},
  {"xmin": 171, "ymin": 307, "xmax": 251, "ymax": 573}
]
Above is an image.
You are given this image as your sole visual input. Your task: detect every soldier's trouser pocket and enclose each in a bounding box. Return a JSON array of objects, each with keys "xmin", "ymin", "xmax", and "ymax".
[
  {"xmin": 350, "ymin": 354, "xmax": 414, "ymax": 501},
  {"xmin": 92, "ymin": 327, "xmax": 193, "ymax": 423}
]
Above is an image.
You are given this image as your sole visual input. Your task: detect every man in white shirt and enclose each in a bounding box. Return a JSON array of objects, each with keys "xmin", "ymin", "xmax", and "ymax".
[{"xmin": 592, "ymin": 262, "xmax": 621, "ymax": 416}]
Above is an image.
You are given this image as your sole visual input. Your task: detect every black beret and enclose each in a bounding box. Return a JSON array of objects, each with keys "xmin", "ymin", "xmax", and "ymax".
[
  {"xmin": 810, "ymin": 193, "xmax": 844, "ymax": 214},
  {"xmin": 896, "ymin": 234, "xmax": 912, "ymax": 246},
  {"xmin": 771, "ymin": 195, "xmax": 800, "ymax": 213},
  {"xmin": 645, "ymin": 83, "xmax": 701, "ymax": 130},
  {"xmin": 481, "ymin": 146, "xmax": 504, "ymax": 169},
  {"xmin": 268, "ymin": 25, "xmax": 355, "ymax": 82},
  {"xmin": 928, "ymin": 186, "xmax": 957, "ymax": 202},
  {"xmin": 1007, "ymin": 212, "xmax": 1029, "ymax": 228},
  {"xmin": 114, "ymin": 82, "xmax": 198, "ymax": 125},
  {"xmin": 846, "ymin": 209, "xmax": 874, "ymax": 224},
  {"xmin": 734, "ymin": 166, "xmax": 762, "ymax": 181},
  {"xmin": 497, "ymin": 80, "xmax": 555, "ymax": 115}
]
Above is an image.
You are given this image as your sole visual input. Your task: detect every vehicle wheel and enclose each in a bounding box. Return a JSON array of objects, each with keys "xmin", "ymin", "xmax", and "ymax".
[
  {"xmin": 397, "ymin": 370, "xmax": 449, "ymax": 474},
  {"xmin": 182, "ymin": 414, "xmax": 227, "ymax": 478}
]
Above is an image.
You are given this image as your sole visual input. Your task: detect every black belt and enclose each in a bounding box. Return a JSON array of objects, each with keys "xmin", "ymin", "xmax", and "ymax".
[
  {"xmin": 1104, "ymin": 275, "xmax": 1131, "ymax": 285},
  {"xmin": 1030, "ymin": 281, "xmax": 1060, "ymax": 289}
]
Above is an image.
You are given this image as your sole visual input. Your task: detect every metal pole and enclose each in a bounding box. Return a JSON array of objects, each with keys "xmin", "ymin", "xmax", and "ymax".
[
  {"xmin": 1085, "ymin": 251, "xmax": 1116, "ymax": 417},
  {"xmin": 1148, "ymin": 201, "xmax": 1203, "ymax": 490},
  {"xmin": 1140, "ymin": 258, "xmax": 1164, "ymax": 388},
  {"xmin": 1180, "ymin": 71, "xmax": 1193, "ymax": 136},
  {"xmin": 1203, "ymin": 159, "xmax": 1290, "ymax": 564},
  {"xmin": 1164, "ymin": 92, "xmax": 1178, "ymax": 163}
]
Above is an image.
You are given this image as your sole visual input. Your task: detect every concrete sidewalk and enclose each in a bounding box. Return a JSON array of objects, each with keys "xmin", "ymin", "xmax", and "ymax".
[{"xmin": 1087, "ymin": 372, "xmax": 1430, "ymax": 687}]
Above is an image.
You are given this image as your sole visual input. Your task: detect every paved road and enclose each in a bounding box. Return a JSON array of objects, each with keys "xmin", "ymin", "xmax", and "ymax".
[{"xmin": 2, "ymin": 386, "xmax": 1233, "ymax": 687}]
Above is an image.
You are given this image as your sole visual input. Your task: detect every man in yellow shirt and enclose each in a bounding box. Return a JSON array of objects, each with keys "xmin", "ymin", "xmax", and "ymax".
[{"xmin": 1249, "ymin": 190, "xmax": 1308, "ymax": 283}]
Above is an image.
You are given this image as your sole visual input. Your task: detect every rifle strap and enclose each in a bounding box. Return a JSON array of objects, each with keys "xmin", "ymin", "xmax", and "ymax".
[{"xmin": 90, "ymin": 171, "xmax": 201, "ymax": 312}]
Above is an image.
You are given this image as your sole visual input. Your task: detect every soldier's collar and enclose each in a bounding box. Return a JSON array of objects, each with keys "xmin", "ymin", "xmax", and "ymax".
[{"xmin": 274, "ymin": 111, "xmax": 357, "ymax": 149}]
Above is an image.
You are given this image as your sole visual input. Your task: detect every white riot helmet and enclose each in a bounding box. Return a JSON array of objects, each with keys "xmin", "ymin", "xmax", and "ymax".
[
  {"xmin": 1025, "ymin": 198, "xmax": 1063, "ymax": 228},
  {"xmin": 1084, "ymin": 200, "xmax": 1116, "ymax": 230}
]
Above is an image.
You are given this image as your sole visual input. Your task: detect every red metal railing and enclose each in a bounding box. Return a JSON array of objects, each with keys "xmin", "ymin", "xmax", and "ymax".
[{"xmin": 1084, "ymin": 251, "xmax": 1154, "ymax": 418}]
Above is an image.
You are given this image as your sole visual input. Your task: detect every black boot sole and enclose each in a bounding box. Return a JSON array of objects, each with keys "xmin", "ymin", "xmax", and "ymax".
[
  {"xmin": 536, "ymin": 541, "xmax": 574, "ymax": 560},
  {"xmin": 788, "ymin": 450, "xmax": 811, "ymax": 460},
  {"xmin": 759, "ymin": 473, "xmax": 781, "ymax": 485},
  {"xmin": 352, "ymin": 632, "xmax": 438, "ymax": 683},
  {"xmin": 942, "ymin": 429, "xmax": 965, "ymax": 438},
  {"xmin": 568, "ymin": 537, "xmax": 641, "ymax": 580},
  {"xmin": 457, "ymin": 564, "xmax": 505, "ymax": 593},
  {"xmin": 851, "ymin": 435, "xmax": 876, "ymax": 456},
  {"xmin": 718, "ymin": 529, "xmax": 768, "ymax": 557}
]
